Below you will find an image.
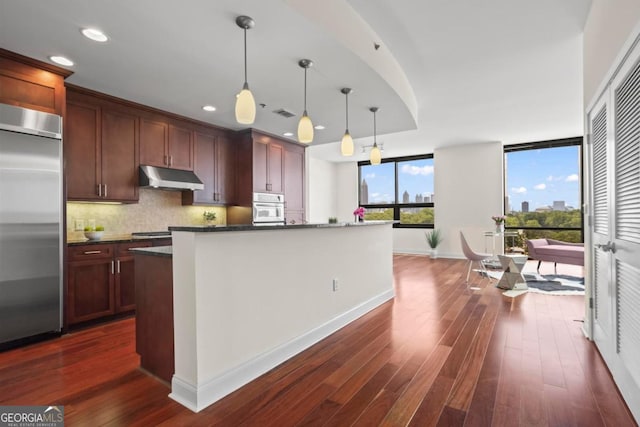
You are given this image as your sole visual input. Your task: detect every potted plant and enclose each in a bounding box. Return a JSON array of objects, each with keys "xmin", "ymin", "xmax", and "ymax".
[
  {"xmin": 203, "ymin": 211, "xmax": 217, "ymax": 225},
  {"xmin": 425, "ymin": 229, "xmax": 443, "ymax": 258}
]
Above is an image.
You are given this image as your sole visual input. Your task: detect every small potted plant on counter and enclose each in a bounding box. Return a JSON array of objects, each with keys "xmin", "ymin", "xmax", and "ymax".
[
  {"xmin": 203, "ymin": 211, "xmax": 217, "ymax": 225},
  {"xmin": 425, "ymin": 228, "xmax": 443, "ymax": 258},
  {"xmin": 328, "ymin": 217, "xmax": 338, "ymax": 224},
  {"xmin": 353, "ymin": 207, "xmax": 365, "ymax": 223}
]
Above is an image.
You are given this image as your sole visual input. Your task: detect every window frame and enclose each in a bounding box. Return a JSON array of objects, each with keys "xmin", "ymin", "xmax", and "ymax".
[
  {"xmin": 503, "ymin": 136, "xmax": 584, "ymax": 240},
  {"xmin": 358, "ymin": 153, "xmax": 434, "ymax": 229}
]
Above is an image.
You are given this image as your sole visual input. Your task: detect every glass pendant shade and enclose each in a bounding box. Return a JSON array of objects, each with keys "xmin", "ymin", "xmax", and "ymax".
[
  {"xmin": 298, "ymin": 112, "xmax": 314, "ymax": 144},
  {"xmin": 370, "ymin": 143, "xmax": 382, "ymax": 165},
  {"xmin": 341, "ymin": 132, "xmax": 354, "ymax": 156},
  {"xmin": 235, "ymin": 84, "xmax": 256, "ymax": 124}
]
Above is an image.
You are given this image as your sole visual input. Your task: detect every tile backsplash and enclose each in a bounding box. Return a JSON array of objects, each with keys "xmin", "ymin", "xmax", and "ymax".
[{"xmin": 67, "ymin": 188, "xmax": 226, "ymax": 239}]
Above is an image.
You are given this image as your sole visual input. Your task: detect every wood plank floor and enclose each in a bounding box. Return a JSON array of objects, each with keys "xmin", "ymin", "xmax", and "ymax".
[{"xmin": 0, "ymin": 255, "xmax": 636, "ymax": 426}]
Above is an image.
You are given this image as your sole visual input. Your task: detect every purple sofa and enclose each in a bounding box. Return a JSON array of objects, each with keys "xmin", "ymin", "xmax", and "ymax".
[{"xmin": 526, "ymin": 238, "xmax": 584, "ymax": 270}]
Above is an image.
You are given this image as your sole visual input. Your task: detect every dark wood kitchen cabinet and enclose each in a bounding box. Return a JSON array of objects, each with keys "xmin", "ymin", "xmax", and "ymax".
[
  {"xmin": 66, "ymin": 241, "xmax": 151, "ymax": 326},
  {"xmin": 139, "ymin": 118, "xmax": 194, "ymax": 171},
  {"xmin": 65, "ymin": 88, "xmax": 139, "ymax": 202},
  {"xmin": 284, "ymin": 143, "xmax": 305, "ymax": 224},
  {"xmin": 182, "ymin": 131, "xmax": 235, "ymax": 205},
  {"xmin": 253, "ymin": 137, "xmax": 284, "ymax": 194},
  {"xmin": 229, "ymin": 129, "xmax": 305, "ymax": 224},
  {"xmin": 0, "ymin": 48, "xmax": 71, "ymax": 116}
]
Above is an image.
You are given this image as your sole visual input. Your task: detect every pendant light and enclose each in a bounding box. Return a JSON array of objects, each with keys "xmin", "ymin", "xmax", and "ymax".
[
  {"xmin": 297, "ymin": 59, "xmax": 314, "ymax": 143},
  {"xmin": 340, "ymin": 88, "xmax": 354, "ymax": 156},
  {"xmin": 369, "ymin": 107, "xmax": 382, "ymax": 165},
  {"xmin": 235, "ymin": 15, "xmax": 256, "ymax": 125}
]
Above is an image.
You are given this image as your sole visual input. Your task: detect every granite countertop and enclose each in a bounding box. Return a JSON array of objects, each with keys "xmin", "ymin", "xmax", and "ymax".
[
  {"xmin": 67, "ymin": 234, "xmax": 172, "ymax": 246},
  {"xmin": 129, "ymin": 246, "xmax": 173, "ymax": 258},
  {"xmin": 169, "ymin": 221, "xmax": 394, "ymax": 233}
]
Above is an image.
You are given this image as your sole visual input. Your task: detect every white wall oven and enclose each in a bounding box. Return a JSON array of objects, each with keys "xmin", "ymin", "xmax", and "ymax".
[{"xmin": 252, "ymin": 193, "xmax": 285, "ymax": 225}]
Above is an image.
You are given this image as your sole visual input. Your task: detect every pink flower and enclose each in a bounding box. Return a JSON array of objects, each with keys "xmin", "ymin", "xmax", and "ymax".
[{"xmin": 353, "ymin": 207, "xmax": 365, "ymax": 218}]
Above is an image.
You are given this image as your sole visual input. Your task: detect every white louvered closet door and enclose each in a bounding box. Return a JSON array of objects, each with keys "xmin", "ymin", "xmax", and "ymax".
[
  {"xmin": 588, "ymin": 93, "xmax": 613, "ymax": 350},
  {"xmin": 589, "ymin": 37, "xmax": 640, "ymax": 419}
]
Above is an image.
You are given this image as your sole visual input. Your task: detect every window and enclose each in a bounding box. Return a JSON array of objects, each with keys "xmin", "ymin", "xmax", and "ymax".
[
  {"xmin": 358, "ymin": 154, "xmax": 434, "ymax": 228},
  {"xmin": 504, "ymin": 137, "xmax": 583, "ymax": 243}
]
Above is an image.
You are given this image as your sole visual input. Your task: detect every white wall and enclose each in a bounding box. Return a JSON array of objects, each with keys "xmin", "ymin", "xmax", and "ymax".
[
  {"xmin": 434, "ymin": 142, "xmax": 504, "ymax": 258},
  {"xmin": 584, "ymin": 0, "xmax": 640, "ymax": 105},
  {"xmin": 307, "ymin": 156, "xmax": 338, "ymax": 223},
  {"xmin": 334, "ymin": 162, "xmax": 359, "ymax": 222}
]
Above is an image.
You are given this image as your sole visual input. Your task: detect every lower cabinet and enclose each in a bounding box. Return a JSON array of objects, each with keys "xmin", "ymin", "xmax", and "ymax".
[{"xmin": 66, "ymin": 241, "xmax": 152, "ymax": 326}]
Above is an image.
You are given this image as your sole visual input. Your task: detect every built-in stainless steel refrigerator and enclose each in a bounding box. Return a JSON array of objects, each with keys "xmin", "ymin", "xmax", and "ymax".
[{"xmin": 0, "ymin": 103, "xmax": 63, "ymax": 346}]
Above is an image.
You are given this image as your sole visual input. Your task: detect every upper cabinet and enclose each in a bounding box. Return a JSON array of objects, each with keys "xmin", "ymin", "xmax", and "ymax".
[
  {"xmin": 0, "ymin": 48, "xmax": 71, "ymax": 116},
  {"xmin": 252, "ymin": 137, "xmax": 284, "ymax": 194},
  {"xmin": 65, "ymin": 88, "xmax": 139, "ymax": 202},
  {"xmin": 182, "ymin": 130, "xmax": 235, "ymax": 206},
  {"xmin": 140, "ymin": 118, "xmax": 194, "ymax": 171},
  {"xmin": 230, "ymin": 129, "xmax": 305, "ymax": 224}
]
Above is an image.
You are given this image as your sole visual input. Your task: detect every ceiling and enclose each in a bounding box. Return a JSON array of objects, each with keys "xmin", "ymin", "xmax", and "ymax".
[{"xmin": 0, "ymin": 0, "xmax": 592, "ymax": 162}]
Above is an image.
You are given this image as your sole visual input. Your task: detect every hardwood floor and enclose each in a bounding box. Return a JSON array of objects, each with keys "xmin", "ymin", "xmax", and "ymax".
[{"xmin": 0, "ymin": 255, "xmax": 636, "ymax": 426}]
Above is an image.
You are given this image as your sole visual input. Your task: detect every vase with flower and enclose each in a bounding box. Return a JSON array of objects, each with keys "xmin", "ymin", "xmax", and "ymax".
[
  {"xmin": 353, "ymin": 207, "xmax": 365, "ymax": 223},
  {"xmin": 492, "ymin": 215, "xmax": 505, "ymax": 233}
]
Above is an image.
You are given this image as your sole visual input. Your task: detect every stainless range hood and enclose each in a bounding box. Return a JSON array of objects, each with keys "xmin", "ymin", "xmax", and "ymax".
[{"xmin": 139, "ymin": 165, "xmax": 204, "ymax": 191}]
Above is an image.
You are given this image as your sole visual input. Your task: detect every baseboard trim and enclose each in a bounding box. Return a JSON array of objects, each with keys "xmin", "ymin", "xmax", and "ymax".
[{"xmin": 169, "ymin": 288, "xmax": 395, "ymax": 412}]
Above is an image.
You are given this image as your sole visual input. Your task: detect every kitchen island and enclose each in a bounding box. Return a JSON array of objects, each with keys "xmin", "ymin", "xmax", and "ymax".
[{"xmin": 167, "ymin": 221, "xmax": 394, "ymax": 412}]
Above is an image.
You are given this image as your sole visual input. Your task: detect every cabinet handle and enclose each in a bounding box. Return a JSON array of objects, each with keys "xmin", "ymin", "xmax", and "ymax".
[
  {"xmin": 103, "ymin": 184, "xmax": 107, "ymax": 198},
  {"xmin": 266, "ymin": 183, "xmax": 272, "ymax": 191},
  {"xmin": 83, "ymin": 250, "xmax": 102, "ymax": 255},
  {"xmin": 97, "ymin": 184, "xmax": 102, "ymax": 197},
  {"xmin": 164, "ymin": 155, "xmax": 168, "ymax": 166},
  {"xmin": 116, "ymin": 259, "xmax": 121, "ymax": 274},
  {"xmin": 111, "ymin": 260, "xmax": 115, "ymax": 275},
  {"xmin": 169, "ymin": 156, "xmax": 173, "ymax": 167}
]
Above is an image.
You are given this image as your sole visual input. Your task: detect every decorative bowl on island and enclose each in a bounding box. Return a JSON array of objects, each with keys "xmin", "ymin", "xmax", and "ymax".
[{"xmin": 84, "ymin": 231, "xmax": 104, "ymax": 241}]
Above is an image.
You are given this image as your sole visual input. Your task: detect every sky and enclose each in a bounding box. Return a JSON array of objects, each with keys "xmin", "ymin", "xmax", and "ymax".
[
  {"xmin": 361, "ymin": 159, "xmax": 434, "ymax": 204},
  {"xmin": 361, "ymin": 146, "xmax": 580, "ymax": 209},
  {"xmin": 505, "ymin": 146, "xmax": 581, "ymax": 211}
]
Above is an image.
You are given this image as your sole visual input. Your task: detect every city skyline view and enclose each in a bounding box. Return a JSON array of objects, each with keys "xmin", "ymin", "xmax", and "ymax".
[
  {"xmin": 360, "ymin": 158, "xmax": 434, "ymax": 204},
  {"xmin": 505, "ymin": 145, "xmax": 581, "ymax": 211}
]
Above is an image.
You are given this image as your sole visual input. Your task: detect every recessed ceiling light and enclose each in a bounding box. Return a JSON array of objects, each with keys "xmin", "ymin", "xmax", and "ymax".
[
  {"xmin": 314, "ymin": 125, "xmax": 325, "ymax": 130},
  {"xmin": 49, "ymin": 56, "xmax": 74, "ymax": 66},
  {"xmin": 202, "ymin": 105, "xmax": 217, "ymax": 112},
  {"xmin": 81, "ymin": 28, "xmax": 109, "ymax": 42},
  {"xmin": 283, "ymin": 132, "xmax": 294, "ymax": 137}
]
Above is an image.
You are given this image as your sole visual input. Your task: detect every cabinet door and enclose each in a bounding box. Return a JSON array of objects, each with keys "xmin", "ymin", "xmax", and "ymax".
[
  {"xmin": 65, "ymin": 101, "xmax": 101, "ymax": 200},
  {"xmin": 253, "ymin": 140, "xmax": 269, "ymax": 192},
  {"xmin": 268, "ymin": 142, "xmax": 284, "ymax": 194},
  {"xmin": 67, "ymin": 259, "xmax": 114, "ymax": 325},
  {"xmin": 185, "ymin": 131, "xmax": 215, "ymax": 204},
  {"xmin": 284, "ymin": 146, "xmax": 304, "ymax": 212},
  {"xmin": 115, "ymin": 257, "xmax": 136, "ymax": 313},
  {"xmin": 285, "ymin": 210, "xmax": 304, "ymax": 225},
  {"xmin": 168, "ymin": 124, "xmax": 193, "ymax": 170},
  {"xmin": 140, "ymin": 119, "xmax": 168, "ymax": 167},
  {"xmin": 115, "ymin": 242, "xmax": 151, "ymax": 313},
  {"xmin": 215, "ymin": 135, "xmax": 234, "ymax": 204},
  {"xmin": 101, "ymin": 109, "xmax": 139, "ymax": 201}
]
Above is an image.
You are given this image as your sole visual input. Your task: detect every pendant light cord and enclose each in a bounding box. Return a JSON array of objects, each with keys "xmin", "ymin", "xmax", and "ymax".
[
  {"xmin": 243, "ymin": 28, "xmax": 248, "ymax": 84},
  {"xmin": 304, "ymin": 67, "xmax": 308, "ymax": 112},
  {"xmin": 373, "ymin": 109, "xmax": 377, "ymax": 144},
  {"xmin": 345, "ymin": 92, "xmax": 349, "ymax": 132}
]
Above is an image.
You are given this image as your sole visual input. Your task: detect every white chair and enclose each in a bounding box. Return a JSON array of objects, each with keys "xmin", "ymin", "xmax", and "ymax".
[{"xmin": 460, "ymin": 231, "xmax": 493, "ymax": 290}]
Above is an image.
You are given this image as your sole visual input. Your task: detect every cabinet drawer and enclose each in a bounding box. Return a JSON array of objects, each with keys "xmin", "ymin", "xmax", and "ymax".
[
  {"xmin": 68, "ymin": 244, "xmax": 115, "ymax": 261},
  {"xmin": 117, "ymin": 241, "xmax": 152, "ymax": 257}
]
